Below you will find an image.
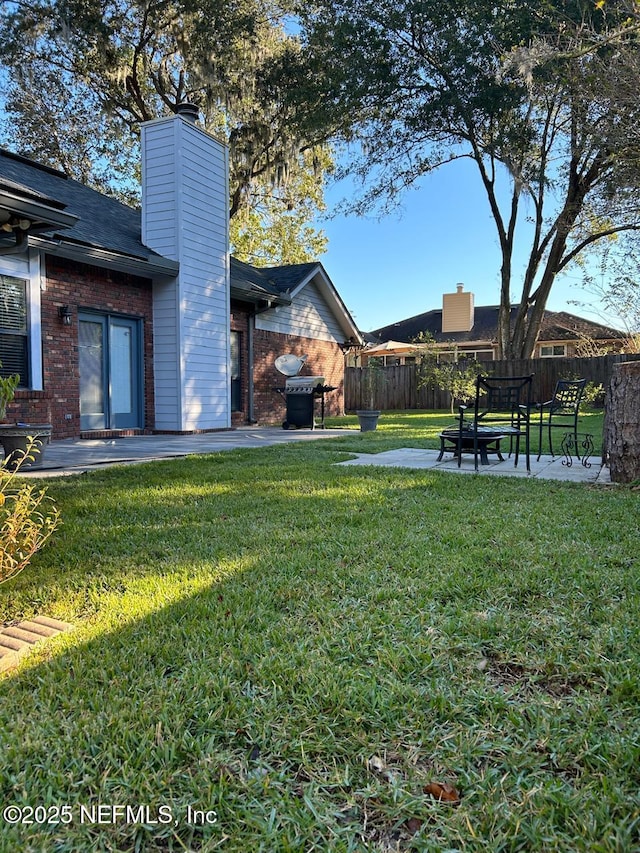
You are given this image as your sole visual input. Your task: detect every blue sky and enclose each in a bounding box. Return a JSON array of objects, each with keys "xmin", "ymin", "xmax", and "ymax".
[{"xmin": 315, "ymin": 157, "xmax": 595, "ymax": 335}]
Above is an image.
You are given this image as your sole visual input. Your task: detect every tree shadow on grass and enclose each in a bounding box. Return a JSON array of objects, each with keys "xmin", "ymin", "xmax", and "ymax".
[{"xmin": 0, "ymin": 445, "xmax": 636, "ymax": 851}]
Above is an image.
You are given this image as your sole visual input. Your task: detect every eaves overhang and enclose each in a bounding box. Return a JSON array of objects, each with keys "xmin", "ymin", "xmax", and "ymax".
[
  {"xmin": 31, "ymin": 235, "xmax": 180, "ymax": 279},
  {"xmin": 0, "ymin": 186, "xmax": 79, "ymax": 235}
]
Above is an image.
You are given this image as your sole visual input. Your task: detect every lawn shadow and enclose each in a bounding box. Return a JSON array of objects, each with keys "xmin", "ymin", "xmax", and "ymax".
[{"xmin": 0, "ymin": 441, "xmax": 636, "ymax": 851}]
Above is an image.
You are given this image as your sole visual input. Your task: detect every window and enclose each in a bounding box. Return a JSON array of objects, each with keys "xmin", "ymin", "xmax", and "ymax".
[
  {"xmin": 540, "ymin": 344, "xmax": 566, "ymax": 358},
  {"xmin": 439, "ymin": 349, "xmax": 494, "ymax": 362},
  {"xmin": 0, "ymin": 275, "xmax": 28, "ymax": 384},
  {"xmin": 467, "ymin": 349, "xmax": 494, "ymax": 361}
]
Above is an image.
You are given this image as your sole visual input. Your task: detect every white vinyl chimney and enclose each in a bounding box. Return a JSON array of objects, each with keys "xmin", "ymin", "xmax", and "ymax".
[
  {"xmin": 442, "ymin": 283, "xmax": 474, "ymax": 333},
  {"xmin": 141, "ymin": 107, "xmax": 230, "ymax": 431}
]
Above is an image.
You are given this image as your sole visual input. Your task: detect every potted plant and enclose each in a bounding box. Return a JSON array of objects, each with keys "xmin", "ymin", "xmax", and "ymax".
[
  {"xmin": 356, "ymin": 363, "xmax": 382, "ymax": 431},
  {"xmin": 0, "ymin": 362, "xmax": 52, "ymax": 469}
]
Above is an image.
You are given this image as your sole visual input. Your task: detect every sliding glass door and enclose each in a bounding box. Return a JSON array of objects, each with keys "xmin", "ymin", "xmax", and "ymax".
[{"xmin": 79, "ymin": 313, "xmax": 142, "ymax": 430}]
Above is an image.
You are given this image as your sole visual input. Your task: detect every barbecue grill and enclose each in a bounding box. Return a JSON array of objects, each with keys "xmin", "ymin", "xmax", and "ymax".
[{"xmin": 274, "ymin": 354, "xmax": 337, "ymax": 429}]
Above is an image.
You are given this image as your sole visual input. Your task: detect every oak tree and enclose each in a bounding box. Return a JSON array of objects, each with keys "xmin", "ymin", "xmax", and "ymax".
[
  {"xmin": 0, "ymin": 0, "xmax": 332, "ymax": 264},
  {"xmin": 296, "ymin": 0, "xmax": 640, "ymax": 356}
]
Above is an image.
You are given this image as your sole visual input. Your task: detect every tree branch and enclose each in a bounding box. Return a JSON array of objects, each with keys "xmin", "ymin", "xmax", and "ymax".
[{"xmin": 559, "ymin": 223, "xmax": 640, "ymax": 271}]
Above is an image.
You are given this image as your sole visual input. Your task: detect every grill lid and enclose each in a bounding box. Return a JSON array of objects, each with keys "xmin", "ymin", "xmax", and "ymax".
[{"xmin": 275, "ymin": 353, "xmax": 308, "ymax": 377}]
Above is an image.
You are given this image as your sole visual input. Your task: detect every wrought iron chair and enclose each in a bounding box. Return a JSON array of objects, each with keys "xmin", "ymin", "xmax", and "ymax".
[
  {"xmin": 536, "ymin": 378, "xmax": 587, "ymax": 460},
  {"xmin": 458, "ymin": 374, "xmax": 534, "ymax": 472}
]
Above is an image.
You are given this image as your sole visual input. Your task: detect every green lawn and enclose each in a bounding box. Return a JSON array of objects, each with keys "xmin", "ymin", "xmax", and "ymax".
[{"xmin": 1, "ymin": 411, "xmax": 638, "ymax": 852}]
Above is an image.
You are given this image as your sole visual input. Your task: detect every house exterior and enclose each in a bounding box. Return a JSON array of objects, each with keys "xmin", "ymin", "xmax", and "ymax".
[
  {"xmin": 0, "ymin": 107, "xmax": 361, "ymax": 439},
  {"xmin": 364, "ymin": 283, "xmax": 627, "ymax": 365}
]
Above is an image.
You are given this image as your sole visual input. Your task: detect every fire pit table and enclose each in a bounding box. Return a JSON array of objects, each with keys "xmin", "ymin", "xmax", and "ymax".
[{"xmin": 438, "ymin": 425, "xmax": 507, "ymax": 465}]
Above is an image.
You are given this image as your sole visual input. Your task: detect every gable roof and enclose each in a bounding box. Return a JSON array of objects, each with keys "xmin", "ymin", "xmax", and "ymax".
[
  {"xmin": 232, "ymin": 257, "xmax": 362, "ymax": 343},
  {"xmin": 229, "ymin": 258, "xmax": 321, "ymax": 307},
  {"xmin": 370, "ymin": 305, "xmax": 625, "ymax": 345}
]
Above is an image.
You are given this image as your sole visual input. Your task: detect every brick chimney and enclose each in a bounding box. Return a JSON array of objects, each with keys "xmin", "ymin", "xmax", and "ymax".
[
  {"xmin": 442, "ymin": 283, "xmax": 474, "ymax": 333},
  {"xmin": 141, "ymin": 106, "xmax": 230, "ymax": 431}
]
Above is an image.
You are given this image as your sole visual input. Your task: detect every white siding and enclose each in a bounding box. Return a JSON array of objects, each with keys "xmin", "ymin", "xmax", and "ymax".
[
  {"xmin": 142, "ymin": 114, "xmax": 230, "ymax": 431},
  {"xmin": 255, "ymin": 280, "xmax": 343, "ymax": 341},
  {"xmin": 151, "ymin": 278, "xmax": 181, "ymax": 428}
]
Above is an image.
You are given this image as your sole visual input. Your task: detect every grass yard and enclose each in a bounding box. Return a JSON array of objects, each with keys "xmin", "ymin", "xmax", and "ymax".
[{"xmin": 1, "ymin": 412, "xmax": 638, "ymax": 852}]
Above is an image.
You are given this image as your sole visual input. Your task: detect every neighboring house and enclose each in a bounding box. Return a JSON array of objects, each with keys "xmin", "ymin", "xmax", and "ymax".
[
  {"xmin": 0, "ymin": 106, "xmax": 361, "ymax": 439},
  {"xmin": 365, "ymin": 283, "xmax": 626, "ymax": 364}
]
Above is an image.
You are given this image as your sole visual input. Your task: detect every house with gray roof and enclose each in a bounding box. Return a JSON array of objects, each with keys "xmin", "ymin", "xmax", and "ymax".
[
  {"xmin": 365, "ymin": 283, "xmax": 625, "ymax": 364},
  {"xmin": 0, "ymin": 108, "xmax": 361, "ymax": 439}
]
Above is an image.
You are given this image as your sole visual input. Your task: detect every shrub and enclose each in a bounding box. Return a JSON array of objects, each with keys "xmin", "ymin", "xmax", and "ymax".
[
  {"xmin": 0, "ymin": 439, "xmax": 60, "ymax": 584},
  {"xmin": 583, "ymin": 380, "xmax": 605, "ymax": 408}
]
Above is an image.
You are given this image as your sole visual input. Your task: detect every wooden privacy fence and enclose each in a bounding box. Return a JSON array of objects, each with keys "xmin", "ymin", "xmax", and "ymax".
[{"xmin": 345, "ymin": 353, "xmax": 640, "ymax": 412}]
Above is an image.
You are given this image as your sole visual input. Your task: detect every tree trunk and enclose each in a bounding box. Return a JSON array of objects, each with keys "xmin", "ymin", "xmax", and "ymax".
[{"xmin": 604, "ymin": 360, "xmax": 640, "ymax": 484}]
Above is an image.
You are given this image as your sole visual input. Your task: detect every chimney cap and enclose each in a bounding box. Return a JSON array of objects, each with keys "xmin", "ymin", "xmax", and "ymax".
[
  {"xmin": 175, "ymin": 102, "xmax": 199, "ymax": 123},
  {"xmin": 456, "ymin": 283, "xmax": 464, "ymax": 293}
]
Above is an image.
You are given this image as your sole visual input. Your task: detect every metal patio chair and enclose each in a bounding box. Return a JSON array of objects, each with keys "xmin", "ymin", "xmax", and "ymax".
[
  {"xmin": 458, "ymin": 374, "xmax": 534, "ymax": 472},
  {"xmin": 536, "ymin": 378, "xmax": 587, "ymax": 460}
]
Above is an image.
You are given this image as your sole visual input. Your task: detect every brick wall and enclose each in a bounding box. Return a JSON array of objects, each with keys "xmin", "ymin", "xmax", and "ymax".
[
  {"xmin": 252, "ymin": 329, "xmax": 345, "ymax": 425},
  {"xmin": 6, "ymin": 256, "xmax": 154, "ymax": 439}
]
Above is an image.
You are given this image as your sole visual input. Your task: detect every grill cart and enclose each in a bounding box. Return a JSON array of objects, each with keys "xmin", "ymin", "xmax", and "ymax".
[{"xmin": 274, "ymin": 354, "xmax": 337, "ymax": 430}]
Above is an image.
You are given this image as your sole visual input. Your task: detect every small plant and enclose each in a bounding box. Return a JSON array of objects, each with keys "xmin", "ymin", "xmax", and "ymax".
[
  {"xmin": 0, "ymin": 360, "xmax": 20, "ymax": 421},
  {"xmin": 414, "ymin": 339, "xmax": 484, "ymax": 414},
  {"xmin": 565, "ymin": 372, "xmax": 605, "ymax": 409},
  {"xmin": 0, "ymin": 437, "xmax": 60, "ymax": 584},
  {"xmin": 582, "ymin": 380, "xmax": 605, "ymax": 408},
  {"xmin": 362, "ymin": 361, "xmax": 384, "ymax": 410},
  {"xmin": 432, "ymin": 359, "xmax": 484, "ymax": 414}
]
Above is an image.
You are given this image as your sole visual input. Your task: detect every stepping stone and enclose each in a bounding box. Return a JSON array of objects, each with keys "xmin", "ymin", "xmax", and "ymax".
[{"xmin": 0, "ymin": 615, "xmax": 74, "ymax": 673}]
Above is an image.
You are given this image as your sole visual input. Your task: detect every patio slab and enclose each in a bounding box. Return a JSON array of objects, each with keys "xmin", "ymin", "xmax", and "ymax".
[
  {"xmin": 12, "ymin": 427, "xmax": 351, "ymax": 478},
  {"xmin": 337, "ymin": 447, "xmax": 610, "ymax": 483}
]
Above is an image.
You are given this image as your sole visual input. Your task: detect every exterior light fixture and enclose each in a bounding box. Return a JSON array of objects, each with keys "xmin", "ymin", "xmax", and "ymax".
[
  {"xmin": 338, "ymin": 337, "xmax": 364, "ymax": 353},
  {"xmin": 0, "ymin": 215, "xmax": 32, "ymax": 232},
  {"xmin": 58, "ymin": 305, "xmax": 73, "ymax": 326}
]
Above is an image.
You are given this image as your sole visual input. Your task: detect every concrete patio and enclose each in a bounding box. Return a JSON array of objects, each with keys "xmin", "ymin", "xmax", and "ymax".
[
  {"xmin": 337, "ymin": 446, "xmax": 610, "ymax": 483},
  {"xmin": 13, "ymin": 427, "xmax": 350, "ymax": 478},
  {"xmin": 10, "ymin": 427, "xmax": 610, "ymax": 483}
]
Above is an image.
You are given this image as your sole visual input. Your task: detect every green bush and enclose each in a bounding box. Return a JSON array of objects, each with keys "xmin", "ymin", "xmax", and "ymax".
[
  {"xmin": 0, "ymin": 439, "xmax": 60, "ymax": 584},
  {"xmin": 583, "ymin": 380, "xmax": 605, "ymax": 408}
]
